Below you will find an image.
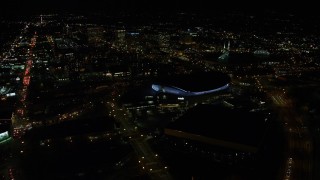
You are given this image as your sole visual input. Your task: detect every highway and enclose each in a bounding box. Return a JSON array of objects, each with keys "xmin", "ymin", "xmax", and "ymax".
[
  {"xmin": 257, "ymin": 76, "xmax": 314, "ymax": 180},
  {"xmin": 12, "ymin": 32, "xmax": 37, "ymax": 139},
  {"xmin": 106, "ymin": 85, "xmax": 173, "ymax": 180},
  {"xmin": 1, "ymin": 25, "xmax": 37, "ymax": 180}
]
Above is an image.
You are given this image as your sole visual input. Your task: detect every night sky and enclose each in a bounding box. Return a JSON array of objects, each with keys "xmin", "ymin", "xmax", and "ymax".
[{"xmin": 0, "ymin": 0, "xmax": 318, "ymax": 17}]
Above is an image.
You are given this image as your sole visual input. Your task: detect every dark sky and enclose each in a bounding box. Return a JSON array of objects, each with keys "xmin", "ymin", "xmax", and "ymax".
[{"xmin": 0, "ymin": 0, "xmax": 318, "ymax": 17}]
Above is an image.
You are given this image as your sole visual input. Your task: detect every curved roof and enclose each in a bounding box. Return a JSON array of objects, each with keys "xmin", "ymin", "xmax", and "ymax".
[
  {"xmin": 154, "ymin": 71, "xmax": 230, "ymax": 92},
  {"xmin": 0, "ymin": 86, "xmax": 11, "ymax": 95}
]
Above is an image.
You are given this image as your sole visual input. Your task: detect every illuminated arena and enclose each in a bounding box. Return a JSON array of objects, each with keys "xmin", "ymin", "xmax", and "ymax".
[
  {"xmin": 0, "ymin": 119, "xmax": 11, "ymax": 144},
  {"xmin": 151, "ymin": 71, "xmax": 230, "ymax": 96}
]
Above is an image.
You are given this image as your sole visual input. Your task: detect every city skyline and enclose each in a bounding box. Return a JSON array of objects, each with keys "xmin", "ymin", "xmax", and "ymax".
[{"xmin": 0, "ymin": 7, "xmax": 320, "ymax": 180}]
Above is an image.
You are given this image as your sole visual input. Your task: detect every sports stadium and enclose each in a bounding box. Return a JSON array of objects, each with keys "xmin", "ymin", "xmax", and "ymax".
[
  {"xmin": 0, "ymin": 119, "xmax": 11, "ymax": 144},
  {"xmin": 151, "ymin": 71, "xmax": 231, "ymax": 96}
]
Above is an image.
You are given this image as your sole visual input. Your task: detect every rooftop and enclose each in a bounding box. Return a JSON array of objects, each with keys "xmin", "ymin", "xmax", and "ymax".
[{"xmin": 154, "ymin": 71, "xmax": 230, "ymax": 92}]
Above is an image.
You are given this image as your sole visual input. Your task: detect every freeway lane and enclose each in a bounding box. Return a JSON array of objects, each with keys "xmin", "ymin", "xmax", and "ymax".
[
  {"xmin": 258, "ymin": 76, "xmax": 313, "ymax": 180},
  {"xmin": 106, "ymin": 86, "xmax": 173, "ymax": 180}
]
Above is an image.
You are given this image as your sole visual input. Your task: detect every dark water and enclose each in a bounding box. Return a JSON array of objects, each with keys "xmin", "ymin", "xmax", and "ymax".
[{"xmin": 150, "ymin": 104, "xmax": 285, "ymax": 180}]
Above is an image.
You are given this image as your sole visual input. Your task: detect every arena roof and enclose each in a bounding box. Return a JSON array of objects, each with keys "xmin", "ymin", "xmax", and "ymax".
[{"xmin": 153, "ymin": 71, "xmax": 231, "ymax": 93}]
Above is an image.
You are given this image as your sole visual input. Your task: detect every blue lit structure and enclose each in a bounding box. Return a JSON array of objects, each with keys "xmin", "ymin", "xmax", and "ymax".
[
  {"xmin": 152, "ymin": 83, "xmax": 229, "ymax": 96},
  {"xmin": 0, "ymin": 131, "xmax": 11, "ymax": 144},
  {"xmin": 151, "ymin": 71, "xmax": 231, "ymax": 96}
]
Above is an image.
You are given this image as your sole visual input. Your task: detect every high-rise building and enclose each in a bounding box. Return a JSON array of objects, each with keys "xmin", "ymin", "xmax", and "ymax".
[
  {"xmin": 87, "ymin": 27, "xmax": 106, "ymax": 47},
  {"xmin": 116, "ymin": 29, "xmax": 126, "ymax": 43},
  {"xmin": 218, "ymin": 41, "xmax": 230, "ymax": 62}
]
